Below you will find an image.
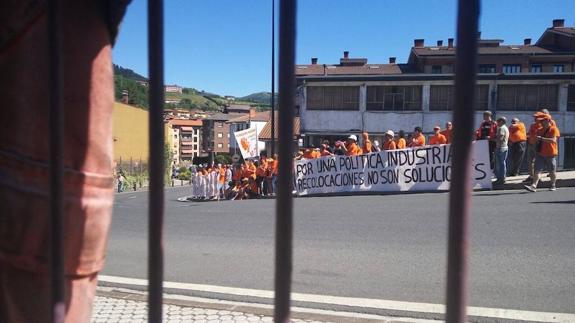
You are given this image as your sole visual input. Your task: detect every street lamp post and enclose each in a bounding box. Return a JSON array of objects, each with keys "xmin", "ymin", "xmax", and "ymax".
[{"xmin": 270, "ymin": 0, "xmax": 276, "ymax": 155}]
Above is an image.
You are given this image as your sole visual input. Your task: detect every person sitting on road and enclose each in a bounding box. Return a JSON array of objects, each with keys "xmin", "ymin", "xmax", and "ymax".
[{"xmin": 429, "ymin": 126, "xmax": 447, "ymax": 145}]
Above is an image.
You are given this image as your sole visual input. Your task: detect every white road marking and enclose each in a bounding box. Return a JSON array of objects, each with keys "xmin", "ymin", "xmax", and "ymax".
[{"xmin": 98, "ymin": 275, "xmax": 575, "ymax": 322}]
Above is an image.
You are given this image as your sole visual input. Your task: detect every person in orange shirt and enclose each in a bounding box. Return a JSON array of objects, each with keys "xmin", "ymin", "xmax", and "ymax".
[
  {"xmin": 246, "ymin": 160, "xmax": 257, "ymax": 180},
  {"xmin": 508, "ymin": 118, "xmax": 527, "ymax": 176},
  {"xmin": 271, "ymin": 154, "xmax": 279, "ymax": 195},
  {"xmin": 523, "ymin": 114, "xmax": 542, "ymax": 183},
  {"xmin": 429, "ymin": 126, "xmax": 447, "ymax": 145},
  {"xmin": 382, "ymin": 130, "xmax": 397, "ymax": 150},
  {"xmin": 396, "ymin": 130, "xmax": 407, "ymax": 149},
  {"xmin": 524, "ymin": 116, "xmax": 560, "ymax": 192},
  {"xmin": 440, "ymin": 121, "xmax": 453, "ymax": 144},
  {"xmin": 340, "ymin": 135, "xmax": 362, "ymax": 156},
  {"xmin": 361, "ymin": 132, "xmax": 373, "ymax": 154},
  {"xmin": 255, "ymin": 161, "xmax": 267, "ymax": 195},
  {"xmin": 410, "ymin": 127, "xmax": 426, "ymax": 147},
  {"xmin": 302, "ymin": 147, "xmax": 320, "ymax": 159}
]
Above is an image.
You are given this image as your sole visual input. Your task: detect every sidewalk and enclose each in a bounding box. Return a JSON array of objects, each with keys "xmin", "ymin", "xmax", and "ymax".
[
  {"xmin": 498, "ymin": 170, "xmax": 575, "ymax": 190},
  {"xmin": 92, "ymin": 287, "xmax": 436, "ymax": 323}
]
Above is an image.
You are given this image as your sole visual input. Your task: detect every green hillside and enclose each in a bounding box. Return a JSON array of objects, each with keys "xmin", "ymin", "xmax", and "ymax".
[{"xmin": 113, "ymin": 64, "xmax": 269, "ymax": 111}]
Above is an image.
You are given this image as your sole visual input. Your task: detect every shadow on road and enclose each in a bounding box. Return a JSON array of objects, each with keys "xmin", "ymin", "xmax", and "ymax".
[{"xmin": 531, "ymin": 200, "xmax": 575, "ymax": 205}]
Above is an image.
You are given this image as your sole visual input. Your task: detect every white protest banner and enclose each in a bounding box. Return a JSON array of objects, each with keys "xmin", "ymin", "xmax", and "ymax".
[
  {"xmin": 234, "ymin": 127, "xmax": 258, "ymax": 159},
  {"xmin": 293, "ymin": 140, "xmax": 492, "ymax": 195}
]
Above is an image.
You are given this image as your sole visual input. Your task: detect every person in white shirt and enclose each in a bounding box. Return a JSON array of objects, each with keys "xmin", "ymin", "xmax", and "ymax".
[{"xmin": 494, "ymin": 117, "xmax": 509, "ymax": 185}]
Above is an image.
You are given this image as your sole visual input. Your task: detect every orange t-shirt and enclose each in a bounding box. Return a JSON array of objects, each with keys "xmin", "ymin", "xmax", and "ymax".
[
  {"xmin": 440, "ymin": 129, "xmax": 452, "ymax": 144},
  {"xmin": 537, "ymin": 126, "xmax": 559, "ymax": 157},
  {"xmin": 396, "ymin": 138, "xmax": 406, "ymax": 149},
  {"xmin": 412, "ymin": 134, "xmax": 426, "ymax": 147},
  {"xmin": 429, "ymin": 133, "xmax": 447, "ymax": 145},
  {"xmin": 320, "ymin": 150, "xmax": 332, "ymax": 156},
  {"xmin": 272, "ymin": 159, "xmax": 278, "ymax": 175},
  {"xmin": 345, "ymin": 142, "xmax": 362, "ymax": 156},
  {"xmin": 362, "ymin": 141, "xmax": 372, "ymax": 154},
  {"xmin": 527, "ymin": 123, "xmax": 541, "ymax": 145},
  {"xmin": 232, "ymin": 168, "xmax": 242, "ymax": 181},
  {"xmin": 218, "ymin": 168, "xmax": 226, "ymax": 184},
  {"xmin": 509, "ymin": 122, "xmax": 527, "ymax": 143},
  {"xmin": 255, "ymin": 166, "xmax": 267, "ymax": 178},
  {"xmin": 383, "ymin": 140, "xmax": 396, "ymax": 150}
]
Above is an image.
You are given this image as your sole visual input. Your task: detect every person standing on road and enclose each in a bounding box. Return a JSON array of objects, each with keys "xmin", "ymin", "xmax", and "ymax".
[
  {"xmin": 441, "ymin": 121, "xmax": 453, "ymax": 144},
  {"xmin": 361, "ymin": 132, "xmax": 373, "ymax": 154},
  {"xmin": 494, "ymin": 117, "xmax": 509, "ymax": 185},
  {"xmin": 524, "ymin": 116, "xmax": 560, "ymax": 192},
  {"xmin": 340, "ymin": 135, "xmax": 362, "ymax": 156},
  {"xmin": 476, "ymin": 111, "xmax": 497, "ymax": 170},
  {"xmin": 429, "ymin": 126, "xmax": 447, "ymax": 145},
  {"xmin": 508, "ymin": 118, "xmax": 527, "ymax": 176},
  {"xmin": 396, "ymin": 130, "xmax": 407, "ymax": 149},
  {"xmin": 117, "ymin": 172, "xmax": 125, "ymax": 193},
  {"xmin": 383, "ymin": 130, "xmax": 397, "ymax": 150},
  {"xmin": 410, "ymin": 127, "xmax": 426, "ymax": 147}
]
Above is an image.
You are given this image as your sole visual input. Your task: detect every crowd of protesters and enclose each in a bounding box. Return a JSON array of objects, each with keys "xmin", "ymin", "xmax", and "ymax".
[
  {"xmin": 185, "ymin": 108, "xmax": 560, "ymax": 201},
  {"xmin": 187, "ymin": 155, "xmax": 279, "ymax": 201}
]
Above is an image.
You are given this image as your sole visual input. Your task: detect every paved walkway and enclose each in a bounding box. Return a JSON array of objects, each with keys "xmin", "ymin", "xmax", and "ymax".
[{"xmin": 92, "ymin": 295, "xmax": 331, "ymax": 323}]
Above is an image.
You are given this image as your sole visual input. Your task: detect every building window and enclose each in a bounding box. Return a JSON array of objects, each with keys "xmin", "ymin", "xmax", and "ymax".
[
  {"xmin": 497, "ymin": 84, "xmax": 558, "ymax": 111},
  {"xmin": 502, "ymin": 64, "xmax": 521, "ymax": 74},
  {"xmin": 217, "ymin": 143, "xmax": 223, "ymax": 148},
  {"xmin": 174, "ymin": 134, "xmax": 178, "ymax": 138},
  {"xmin": 366, "ymin": 86, "xmax": 422, "ymax": 111},
  {"xmin": 217, "ymin": 122, "xmax": 224, "ymax": 128},
  {"xmin": 217, "ymin": 133, "xmax": 223, "ymax": 138},
  {"xmin": 431, "ymin": 65, "xmax": 442, "ymax": 74},
  {"xmin": 193, "ymin": 136, "xmax": 198, "ymax": 142},
  {"xmin": 553, "ymin": 65, "xmax": 564, "ymax": 73},
  {"xmin": 568, "ymin": 85, "xmax": 575, "ymax": 111},
  {"xmin": 530, "ymin": 64, "xmax": 542, "ymax": 73},
  {"xmin": 194, "ymin": 144, "xmax": 198, "ymax": 150},
  {"xmin": 307, "ymin": 86, "xmax": 360, "ymax": 110},
  {"xmin": 429, "ymin": 85, "xmax": 488, "ymax": 111},
  {"xmin": 478, "ymin": 64, "xmax": 496, "ymax": 73},
  {"xmin": 227, "ymin": 144, "xmax": 230, "ymax": 148}
]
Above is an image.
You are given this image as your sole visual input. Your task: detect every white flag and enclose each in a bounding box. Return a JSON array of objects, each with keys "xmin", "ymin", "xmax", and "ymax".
[{"xmin": 234, "ymin": 127, "xmax": 258, "ymax": 159}]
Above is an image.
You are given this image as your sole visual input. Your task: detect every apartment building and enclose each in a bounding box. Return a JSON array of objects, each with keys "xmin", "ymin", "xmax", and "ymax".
[{"xmin": 166, "ymin": 119, "xmax": 203, "ymax": 165}]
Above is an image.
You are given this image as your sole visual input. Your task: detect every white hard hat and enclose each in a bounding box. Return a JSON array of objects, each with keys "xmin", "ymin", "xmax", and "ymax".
[
  {"xmin": 348, "ymin": 135, "xmax": 358, "ymax": 141},
  {"xmin": 385, "ymin": 130, "xmax": 395, "ymax": 137}
]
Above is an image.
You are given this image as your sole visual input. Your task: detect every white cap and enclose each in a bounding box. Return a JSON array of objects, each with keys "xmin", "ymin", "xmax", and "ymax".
[
  {"xmin": 385, "ymin": 130, "xmax": 395, "ymax": 137},
  {"xmin": 348, "ymin": 135, "xmax": 358, "ymax": 141}
]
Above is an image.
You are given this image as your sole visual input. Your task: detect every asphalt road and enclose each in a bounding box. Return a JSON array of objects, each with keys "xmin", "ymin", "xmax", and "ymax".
[{"xmin": 104, "ymin": 186, "xmax": 575, "ymax": 314}]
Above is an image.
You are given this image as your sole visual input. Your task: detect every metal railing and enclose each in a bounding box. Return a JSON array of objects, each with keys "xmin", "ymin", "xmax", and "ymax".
[{"xmin": 46, "ymin": 0, "xmax": 479, "ymax": 322}]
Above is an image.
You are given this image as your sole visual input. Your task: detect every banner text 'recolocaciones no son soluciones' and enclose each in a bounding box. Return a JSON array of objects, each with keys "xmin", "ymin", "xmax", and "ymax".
[{"xmin": 293, "ymin": 140, "xmax": 492, "ymax": 195}]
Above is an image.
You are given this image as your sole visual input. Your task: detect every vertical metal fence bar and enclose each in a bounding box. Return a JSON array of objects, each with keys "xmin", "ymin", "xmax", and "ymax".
[
  {"xmin": 148, "ymin": 0, "xmax": 165, "ymax": 322},
  {"xmin": 274, "ymin": 0, "xmax": 296, "ymax": 322},
  {"xmin": 445, "ymin": 0, "xmax": 480, "ymax": 322},
  {"xmin": 47, "ymin": 0, "xmax": 66, "ymax": 322},
  {"xmin": 270, "ymin": 0, "xmax": 276, "ymax": 155}
]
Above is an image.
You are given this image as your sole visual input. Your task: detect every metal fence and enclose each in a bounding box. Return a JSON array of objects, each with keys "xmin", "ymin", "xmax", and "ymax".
[{"xmin": 47, "ymin": 0, "xmax": 480, "ymax": 322}]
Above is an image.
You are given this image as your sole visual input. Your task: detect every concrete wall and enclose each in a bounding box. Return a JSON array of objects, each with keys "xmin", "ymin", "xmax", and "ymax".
[
  {"xmin": 300, "ymin": 79, "xmax": 575, "ymax": 168},
  {"xmin": 112, "ymin": 102, "xmax": 149, "ymax": 162}
]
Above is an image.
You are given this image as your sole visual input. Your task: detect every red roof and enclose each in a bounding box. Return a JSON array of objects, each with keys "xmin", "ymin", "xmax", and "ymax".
[
  {"xmin": 167, "ymin": 119, "xmax": 202, "ymax": 127},
  {"xmin": 227, "ymin": 111, "xmax": 271, "ymax": 123}
]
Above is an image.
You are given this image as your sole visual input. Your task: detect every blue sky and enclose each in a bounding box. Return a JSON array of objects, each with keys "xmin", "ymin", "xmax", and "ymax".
[{"xmin": 112, "ymin": 0, "xmax": 573, "ymax": 97}]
